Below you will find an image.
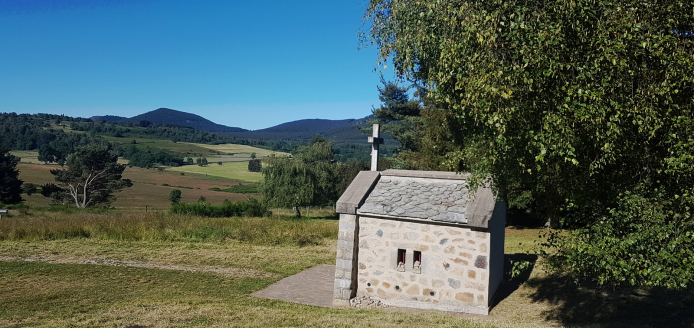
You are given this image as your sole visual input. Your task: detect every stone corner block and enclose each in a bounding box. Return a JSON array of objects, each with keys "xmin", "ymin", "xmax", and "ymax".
[{"xmin": 332, "ymin": 299, "xmax": 351, "ymax": 307}]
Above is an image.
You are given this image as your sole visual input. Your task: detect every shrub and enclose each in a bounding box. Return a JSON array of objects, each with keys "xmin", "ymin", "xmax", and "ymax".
[
  {"xmin": 248, "ymin": 159, "xmax": 261, "ymax": 172},
  {"xmin": 169, "ymin": 189, "xmax": 182, "ymax": 205},
  {"xmin": 542, "ymin": 190, "xmax": 694, "ymax": 289},
  {"xmin": 209, "ymin": 184, "xmax": 259, "ymax": 194},
  {"xmin": 170, "ymin": 197, "xmax": 269, "ymax": 218},
  {"xmin": 22, "ymin": 183, "xmax": 38, "ymax": 196}
]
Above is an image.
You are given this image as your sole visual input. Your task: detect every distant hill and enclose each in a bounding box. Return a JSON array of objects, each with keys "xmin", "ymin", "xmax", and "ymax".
[
  {"xmin": 91, "ymin": 115, "xmax": 127, "ymax": 122},
  {"xmin": 92, "ymin": 108, "xmax": 246, "ymax": 133},
  {"xmin": 229, "ymin": 118, "xmax": 374, "ymax": 142},
  {"xmin": 92, "ymin": 108, "xmax": 399, "ymax": 159}
]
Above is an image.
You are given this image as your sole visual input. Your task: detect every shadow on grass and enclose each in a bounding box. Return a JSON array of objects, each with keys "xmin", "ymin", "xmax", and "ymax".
[
  {"xmin": 490, "ymin": 253, "xmax": 538, "ymax": 309},
  {"xmin": 492, "ymin": 253, "xmax": 694, "ymax": 327},
  {"xmin": 525, "ymin": 273, "xmax": 694, "ymax": 327}
]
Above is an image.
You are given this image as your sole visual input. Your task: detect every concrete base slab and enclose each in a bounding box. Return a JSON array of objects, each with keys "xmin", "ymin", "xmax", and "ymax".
[
  {"xmin": 252, "ymin": 264, "xmax": 336, "ymax": 307},
  {"xmin": 252, "ymin": 264, "xmax": 493, "ymax": 318}
]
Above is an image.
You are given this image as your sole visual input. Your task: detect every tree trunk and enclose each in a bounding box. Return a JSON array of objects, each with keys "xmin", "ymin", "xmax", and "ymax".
[{"xmin": 294, "ymin": 206, "xmax": 301, "ymax": 218}]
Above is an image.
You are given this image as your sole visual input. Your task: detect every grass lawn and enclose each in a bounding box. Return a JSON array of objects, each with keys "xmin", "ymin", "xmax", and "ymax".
[
  {"xmin": 1, "ymin": 211, "xmax": 691, "ymax": 327},
  {"xmin": 167, "ymin": 161, "xmax": 263, "ymax": 182}
]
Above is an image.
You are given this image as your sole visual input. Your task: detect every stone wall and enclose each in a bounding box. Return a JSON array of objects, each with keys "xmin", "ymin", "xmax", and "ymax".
[
  {"xmin": 356, "ymin": 216, "xmax": 492, "ymax": 314},
  {"xmin": 333, "ymin": 213, "xmax": 359, "ymax": 306}
]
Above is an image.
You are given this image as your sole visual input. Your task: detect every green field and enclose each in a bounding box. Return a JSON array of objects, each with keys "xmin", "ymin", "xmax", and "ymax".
[
  {"xmin": 100, "ymin": 136, "xmax": 290, "ymax": 159},
  {"xmin": 167, "ymin": 161, "xmax": 263, "ymax": 182},
  {"xmin": 8, "ymin": 151, "xmax": 41, "ymax": 164},
  {"xmin": 101, "ymin": 136, "xmax": 219, "ymax": 155}
]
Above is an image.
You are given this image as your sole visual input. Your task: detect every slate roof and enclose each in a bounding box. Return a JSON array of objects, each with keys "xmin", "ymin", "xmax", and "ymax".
[{"xmin": 358, "ymin": 176, "xmax": 470, "ymax": 224}]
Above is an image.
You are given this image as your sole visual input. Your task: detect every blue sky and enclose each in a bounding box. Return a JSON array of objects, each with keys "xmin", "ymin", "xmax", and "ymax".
[{"xmin": 0, "ymin": 0, "xmax": 393, "ymax": 130}]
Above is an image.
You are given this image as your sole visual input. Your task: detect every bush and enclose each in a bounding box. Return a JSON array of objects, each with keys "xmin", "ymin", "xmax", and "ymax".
[
  {"xmin": 248, "ymin": 159, "xmax": 261, "ymax": 172},
  {"xmin": 209, "ymin": 184, "xmax": 259, "ymax": 194},
  {"xmin": 542, "ymin": 190, "xmax": 694, "ymax": 289},
  {"xmin": 170, "ymin": 198, "xmax": 269, "ymax": 218},
  {"xmin": 169, "ymin": 189, "xmax": 182, "ymax": 205},
  {"xmin": 22, "ymin": 183, "xmax": 38, "ymax": 196}
]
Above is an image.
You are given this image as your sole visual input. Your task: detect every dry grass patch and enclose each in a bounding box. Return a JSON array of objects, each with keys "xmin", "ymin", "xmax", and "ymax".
[
  {"xmin": 0, "ymin": 239, "xmax": 335, "ymax": 276},
  {"xmin": 16, "ymin": 163, "xmax": 254, "ymax": 209}
]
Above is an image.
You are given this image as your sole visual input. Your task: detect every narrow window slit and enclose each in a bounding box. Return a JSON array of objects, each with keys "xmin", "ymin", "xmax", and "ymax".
[
  {"xmin": 413, "ymin": 251, "xmax": 422, "ymax": 273},
  {"xmin": 397, "ymin": 249, "xmax": 406, "ymax": 272}
]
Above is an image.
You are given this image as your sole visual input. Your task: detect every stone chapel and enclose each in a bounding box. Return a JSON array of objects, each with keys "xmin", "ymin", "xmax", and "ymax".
[{"xmin": 332, "ymin": 125, "xmax": 506, "ymax": 315}]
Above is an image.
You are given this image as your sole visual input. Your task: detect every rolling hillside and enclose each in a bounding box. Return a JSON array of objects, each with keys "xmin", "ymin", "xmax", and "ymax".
[
  {"xmin": 91, "ymin": 108, "xmax": 399, "ymax": 160},
  {"xmin": 227, "ymin": 117, "xmax": 375, "ymax": 142},
  {"xmin": 93, "ymin": 108, "xmax": 247, "ymax": 133}
]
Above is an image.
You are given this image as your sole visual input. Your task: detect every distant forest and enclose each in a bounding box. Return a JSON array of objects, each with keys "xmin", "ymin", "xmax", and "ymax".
[{"xmin": 0, "ymin": 112, "xmax": 391, "ymax": 165}]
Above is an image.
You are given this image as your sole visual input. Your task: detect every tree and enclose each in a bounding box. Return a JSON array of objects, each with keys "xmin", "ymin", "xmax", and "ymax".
[
  {"xmin": 367, "ymin": 78, "xmax": 455, "ymax": 170},
  {"xmin": 50, "ymin": 146, "xmax": 133, "ymax": 208},
  {"xmin": 201, "ymin": 157, "xmax": 208, "ymax": 166},
  {"xmin": 41, "ymin": 183, "xmax": 66, "ymax": 204},
  {"xmin": 22, "ymin": 183, "xmax": 38, "ymax": 196},
  {"xmin": 187, "ymin": 157, "xmax": 194, "ymax": 165},
  {"xmin": 0, "ymin": 147, "xmax": 23, "ymax": 204},
  {"xmin": 169, "ymin": 189, "xmax": 182, "ymax": 205},
  {"xmin": 248, "ymin": 159, "xmax": 262, "ymax": 172},
  {"xmin": 250, "ymin": 152, "xmax": 256, "ymax": 159},
  {"xmin": 366, "ymin": 78, "xmax": 423, "ymax": 154},
  {"xmin": 260, "ymin": 137, "xmax": 339, "ymax": 217},
  {"xmin": 38, "ymin": 144, "xmax": 66, "ymax": 165},
  {"xmin": 363, "ymin": 0, "xmax": 694, "ymax": 288}
]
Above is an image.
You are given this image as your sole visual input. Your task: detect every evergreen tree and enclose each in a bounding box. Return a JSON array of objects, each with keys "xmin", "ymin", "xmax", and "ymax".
[
  {"xmin": 0, "ymin": 147, "xmax": 23, "ymax": 204},
  {"xmin": 50, "ymin": 146, "xmax": 133, "ymax": 208},
  {"xmin": 248, "ymin": 159, "xmax": 262, "ymax": 172},
  {"xmin": 21, "ymin": 183, "xmax": 38, "ymax": 196},
  {"xmin": 169, "ymin": 189, "xmax": 182, "ymax": 205},
  {"xmin": 367, "ymin": 78, "xmax": 423, "ymax": 154}
]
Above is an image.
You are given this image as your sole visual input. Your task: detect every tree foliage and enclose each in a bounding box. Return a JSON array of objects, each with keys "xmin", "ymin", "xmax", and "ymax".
[
  {"xmin": 367, "ymin": 79, "xmax": 458, "ymax": 171},
  {"xmin": 40, "ymin": 183, "xmax": 66, "ymax": 204},
  {"xmin": 118, "ymin": 145, "xmax": 184, "ymax": 168},
  {"xmin": 0, "ymin": 147, "xmax": 23, "ymax": 205},
  {"xmin": 367, "ymin": 78, "xmax": 423, "ymax": 154},
  {"xmin": 248, "ymin": 159, "xmax": 262, "ymax": 172},
  {"xmin": 169, "ymin": 189, "xmax": 182, "ymax": 205},
  {"xmin": 21, "ymin": 183, "xmax": 38, "ymax": 196},
  {"xmin": 260, "ymin": 137, "xmax": 339, "ymax": 217},
  {"xmin": 50, "ymin": 146, "xmax": 133, "ymax": 208},
  {"xmin": 363, "ymin": 0, "xmax": 694, "ymax": 288}
]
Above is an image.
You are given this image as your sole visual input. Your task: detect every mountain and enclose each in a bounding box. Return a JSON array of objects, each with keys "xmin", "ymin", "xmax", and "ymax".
[
  {"xmin": 229, "ymin": 118, "xmax": 373, "ymax": 142},
  {"xmin": 91, "ymin": 108, "xmax": 397, "ymax": 151},
  {"xmin": 92, "ymin": 108, "xmax": 247, "ymax": 133}
]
